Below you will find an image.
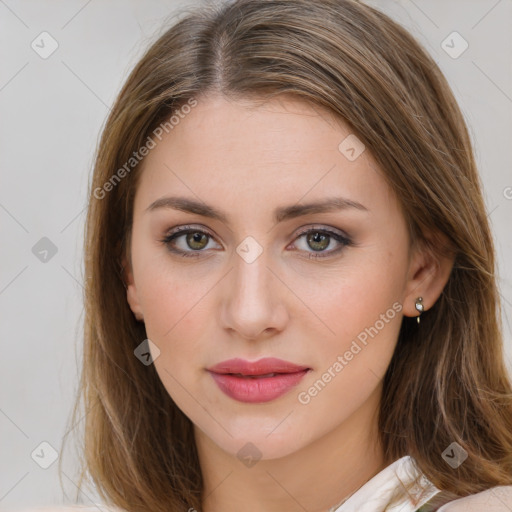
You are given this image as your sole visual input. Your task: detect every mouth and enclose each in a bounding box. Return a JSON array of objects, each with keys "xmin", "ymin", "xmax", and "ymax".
[
  {"xmin": 207, "ymin": 357, "xmax": 310, "ymax": 376},
  {"xmin": 206, "ymin": 358, "xmax": 311, "ymax": 403}
]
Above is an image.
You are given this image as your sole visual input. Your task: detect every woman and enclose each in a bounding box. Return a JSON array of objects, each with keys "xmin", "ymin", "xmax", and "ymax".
[{"xmin": 59, "ymin": 0, "xmax": 512, "ymax": 510}]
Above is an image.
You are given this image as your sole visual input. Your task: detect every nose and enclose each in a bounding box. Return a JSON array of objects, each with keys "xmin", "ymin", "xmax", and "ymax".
[{"xmin": 220, "ymin": 247, "xmax": 289, "ymax": 341}]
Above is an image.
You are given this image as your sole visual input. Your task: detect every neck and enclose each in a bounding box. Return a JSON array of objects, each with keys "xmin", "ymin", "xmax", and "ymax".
[{"xmin": 196, "ymin": 383, "xmax": 387, "ymax": 512}]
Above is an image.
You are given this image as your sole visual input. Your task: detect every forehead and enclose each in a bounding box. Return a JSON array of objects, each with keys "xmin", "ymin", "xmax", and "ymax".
[{"xmin": 133, "ymin": 93, "xmax": 397, "ymax": 221}]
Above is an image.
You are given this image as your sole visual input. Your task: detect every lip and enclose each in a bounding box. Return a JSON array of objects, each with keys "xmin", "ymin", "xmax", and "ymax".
[
  {"xmin": 208, "ymin": 357, "xmax": 310, "ymax": 375},
  {"xmin": 207, "ymin": 358, "xmax": 311, "ymax": 403}
]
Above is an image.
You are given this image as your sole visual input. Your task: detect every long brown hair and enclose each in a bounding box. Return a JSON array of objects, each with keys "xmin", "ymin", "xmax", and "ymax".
[{"xmin": 60, "ymin": 0, "xmax": 512, "ymax": 510}]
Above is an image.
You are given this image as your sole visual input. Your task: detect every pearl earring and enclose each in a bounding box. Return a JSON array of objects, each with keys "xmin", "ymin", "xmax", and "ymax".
[{"xmin": 415, "ymin": 297, "xmax": 424, "ymax": 324}]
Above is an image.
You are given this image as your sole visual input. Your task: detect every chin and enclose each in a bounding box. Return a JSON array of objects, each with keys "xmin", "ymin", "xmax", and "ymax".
[
  {"xmin": 222, "ymin": 432, "xmax": 306, "ymax": 462},
  {"xmin": 194, "ymin": 412, "xmax": 315, "ymax": 463}
]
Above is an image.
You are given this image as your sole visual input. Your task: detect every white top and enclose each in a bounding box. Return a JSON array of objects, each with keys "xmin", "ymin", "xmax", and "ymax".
[
  {"xmin": 333, "ymin": 455, "xmax": 512, "ymax": 511},
  {"xmin": 12, "ymin": 455, "xmax": 512, "ymax": 512}
]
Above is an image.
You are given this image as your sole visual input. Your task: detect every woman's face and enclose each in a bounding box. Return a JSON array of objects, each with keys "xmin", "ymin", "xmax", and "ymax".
[{"xmin": 124, "ymin": 93, "xmax": 420, "ymax": 460}]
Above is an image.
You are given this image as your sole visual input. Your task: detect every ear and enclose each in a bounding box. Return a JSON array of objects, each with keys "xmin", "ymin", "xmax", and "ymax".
[
  {"xmin": 402, "ymin": 230, "xmax": 456, "ymax": 319},
  {"xmin": 121, "ymin": 254, "xmax": 144, "ymax": 322}
]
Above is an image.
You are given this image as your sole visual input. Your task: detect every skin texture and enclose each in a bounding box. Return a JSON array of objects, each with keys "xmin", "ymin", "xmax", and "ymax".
[{"xmin": 123, "ymin": 93, "xmax": 454, "ymax": 512}]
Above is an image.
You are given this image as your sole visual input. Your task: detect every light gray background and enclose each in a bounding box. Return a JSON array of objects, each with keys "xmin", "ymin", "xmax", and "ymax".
[{"xmin": 1, "ymin": 0, "xmax": 511, "ymax": 509}]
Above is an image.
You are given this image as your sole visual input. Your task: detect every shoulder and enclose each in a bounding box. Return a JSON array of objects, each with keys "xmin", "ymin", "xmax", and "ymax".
[{"xmin": 438, "ymin": 485, "xmax": 512, "ymax": 511}]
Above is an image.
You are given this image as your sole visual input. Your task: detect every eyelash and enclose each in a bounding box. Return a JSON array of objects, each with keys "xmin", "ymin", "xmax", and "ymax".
[{"xmin": 159, "ymin": 224, "xmax": 353, "ymax": 260}]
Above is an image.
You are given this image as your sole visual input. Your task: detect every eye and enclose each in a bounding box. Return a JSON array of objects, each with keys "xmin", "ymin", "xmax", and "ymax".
[
  {"xmin": 159, "ymin": 224, "xmax": 353, "ymax": 259},
  {"xmin": 160, "ymin": 225, "xmax": 220, "ymax": 258},
  {"xmin": 290, "ymin": 225, "xmax": 353, "ymax": 259}
]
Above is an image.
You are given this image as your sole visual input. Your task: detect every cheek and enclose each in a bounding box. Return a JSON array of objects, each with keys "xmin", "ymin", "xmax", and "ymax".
[
  {"xmin": 140, "ymin": 273, "xmax": 208, "ymax": 345},
  {"xmin": 295, "ymin": 250, "xmax": 406, "ymax": 364},
  {"xmin": 139, "ymin": 270, "xmax": 210, "ymax": 409},
  {"xmin": 135, "ymin": 255, "xmax": 219, "ymax": 371},
  {"xmin": 131, "ymin": 232, "xmax": 205, "ymax": 330},
  {"xmin": 292, "ymin": 266, "xmax": 404, "ymax": 419}
]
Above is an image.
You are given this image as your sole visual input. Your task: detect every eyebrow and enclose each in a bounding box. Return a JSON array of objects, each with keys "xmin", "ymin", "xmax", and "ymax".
[{"xmin": 145, "ymin": 195, "xmax": 369, "ymax": 224}]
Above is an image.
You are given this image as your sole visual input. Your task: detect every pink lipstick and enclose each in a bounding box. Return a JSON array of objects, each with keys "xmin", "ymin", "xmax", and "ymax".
[{"xmin": 207, "ymin": 357, "xmax": 310, "ymax": 403}]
